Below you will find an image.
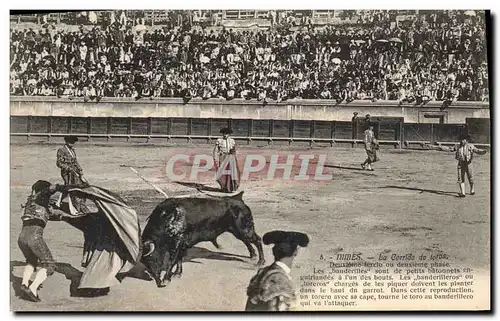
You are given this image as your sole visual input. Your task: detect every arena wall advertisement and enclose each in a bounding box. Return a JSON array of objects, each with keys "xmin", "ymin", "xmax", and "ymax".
[{"xmin": 9, "ymin": 9, "xmax": 491, "ymax": 312}]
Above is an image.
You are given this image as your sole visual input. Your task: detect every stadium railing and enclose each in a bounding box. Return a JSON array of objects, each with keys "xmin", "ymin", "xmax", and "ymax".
[{"xmin": 9, "ymin": 96, "xmax": 490, "ymax": 148}]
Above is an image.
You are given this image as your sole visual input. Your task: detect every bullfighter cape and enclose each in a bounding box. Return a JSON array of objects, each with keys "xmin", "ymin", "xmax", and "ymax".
[
  {"xmin": 60, "ymin": 185, "xmax": 141, "ymax": 289},
  {"xmin": 216, "ymin": 153, "xmax": 241, "ymax": 192}
]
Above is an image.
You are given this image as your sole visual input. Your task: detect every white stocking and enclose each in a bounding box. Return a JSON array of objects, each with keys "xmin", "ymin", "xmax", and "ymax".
[
  {"xmin": 29, "ymin": 268, "xmax": 47, "ymax": 296},
  {"xmin": 21, "ymin": 264, "xmax": 35, "ymax": 287}
]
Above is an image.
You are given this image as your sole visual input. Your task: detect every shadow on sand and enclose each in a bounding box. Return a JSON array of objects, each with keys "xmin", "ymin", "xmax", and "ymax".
[
  {"xmin": 10, "ymin": 261, "xmax": 25, "ymax": 299},
  {"xmin": 11, "ymin": 247, "xmax": 254, "ymax": 298},
  {"xmin": 11, "ymin": 261, "xmax": 110, "ymax": 298},
  {"xmin": 324, "ymin": 164, "xmax": 378, "ymax": 176},
  {"xmin": 324, "ymin": 164, "xmax": 365, "ymax": 171},
  {"xmin": 54, "ymin": 262, "xmax": 85, "ymax": 297},
  {"xmin": 184, "ymin": 246, "xmax": 250, "ymax": 265},
  {"xmin": 380, "ymin": 185, "xmax": 459, "ymax": 197},
  {"xmin": 174, "ymin": 181, "xmax": 222, "ymax": 193}
]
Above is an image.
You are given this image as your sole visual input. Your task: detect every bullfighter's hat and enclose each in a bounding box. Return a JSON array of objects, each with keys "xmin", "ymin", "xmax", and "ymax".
[
  {"xmin": 220, "ymin": 127, "xmax": 233, "ymax": 135},
  {"xmin": 64, "ymin": 135, "xmax": 79, "ymax": 144},
  {"xmin": 263, "ymin": 230, "xmax": 309, "ymax": 248},
  {"xmin": 31, "ymin": 180, "xmax": 52, "ymax": 195}
]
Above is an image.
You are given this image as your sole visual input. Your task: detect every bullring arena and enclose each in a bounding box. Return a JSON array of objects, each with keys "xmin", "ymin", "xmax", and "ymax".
[
  {"xmin": 10, "ymin": 142, "xmax": 490, "ymax": 311},
  {"xmin": 10, "ymin": 10, "xmax": 491, "ymax": 311}
]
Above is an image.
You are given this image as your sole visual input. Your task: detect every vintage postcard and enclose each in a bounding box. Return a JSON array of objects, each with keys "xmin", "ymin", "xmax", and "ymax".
[{"xmin": 9, "ymin": 9, "xmax": 491, "ymax": 311}]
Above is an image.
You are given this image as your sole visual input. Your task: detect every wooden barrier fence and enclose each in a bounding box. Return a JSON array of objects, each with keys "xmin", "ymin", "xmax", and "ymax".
[{"xmin": 10, "ymin": 116, "xmax": 490, "ymax": 148}]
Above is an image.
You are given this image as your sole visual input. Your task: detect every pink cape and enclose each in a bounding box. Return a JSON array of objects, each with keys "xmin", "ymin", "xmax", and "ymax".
[{"xmin": 216, "ymin": 153, "xmax": 241, "ymax": 192}]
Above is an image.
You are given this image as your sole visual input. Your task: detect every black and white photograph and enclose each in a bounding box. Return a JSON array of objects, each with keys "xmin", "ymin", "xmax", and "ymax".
[{"xmin": 8, "ymin": 8, "xmax": 491, "ymax": 312}]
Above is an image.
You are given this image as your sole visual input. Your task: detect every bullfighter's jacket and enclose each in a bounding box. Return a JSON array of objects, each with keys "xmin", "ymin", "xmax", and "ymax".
[
  {"xmin": 245, "ymin": 262, "xmax": 296, "ymax": 311},
  {"xmin": 363, "ymin": 128, "xmax": 378, "ymax": 151},
  {"xmin": 21, "ymin": 194, "xmax": 66, "ymax": 226},
  {"xmin": 455, "ymin": 143, "xmax": 486, "ymax": 163},
  {"xmin": 56, "ymin": 144, "xmax": 83, "ymax": 185},
  {"xmin": 215, "ymin": 137, "xmax": 236, "ymax": 155}
]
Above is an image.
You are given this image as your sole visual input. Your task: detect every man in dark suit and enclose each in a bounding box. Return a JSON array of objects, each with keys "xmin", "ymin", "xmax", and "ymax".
[
  {"xmin": 351, "ymin": 112, "xmax": 359, "ymax": 142},
  {"xmin": 57, "ymin": 136, "xmax": 86, "ymax": 185}
]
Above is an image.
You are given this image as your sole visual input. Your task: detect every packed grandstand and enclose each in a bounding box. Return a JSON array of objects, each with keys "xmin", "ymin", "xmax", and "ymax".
[{"xmin": 9, "ymin": 10, "xmax": 489, "ymax": 103}]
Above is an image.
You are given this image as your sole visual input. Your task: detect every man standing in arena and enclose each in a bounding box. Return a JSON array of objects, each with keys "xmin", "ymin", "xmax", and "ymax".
[
  {"xmin": 245, "ymin": 230, "xmax": 309, "ymax": 311},
  {"xmin": 454, "ymin": 134, "xmax": 488, "ymax": 197},
  {"xmin": 213, "ymin": 127, "xmax": 240, "ymax": 192},
  {"xmin": 57, "ymin": 136, "xmax": 86, "ymax": 185},
  {"xmin": 351, "ymin": 112, "xmax": 359, "ymax": 140},
  {"xmin": 17, "ymin": 181, "xmax": 72, "ymax": 302},
  {"xmin": 361, "ymin": 123, "xmax": 379, "ymax": 171},
  {"xmin": 56, "ymin": 136, "xmax": 90, "ymax": 266},
  {"xmin": 420, "ymin": 134, "xmax": 488, "ymax": 197}
]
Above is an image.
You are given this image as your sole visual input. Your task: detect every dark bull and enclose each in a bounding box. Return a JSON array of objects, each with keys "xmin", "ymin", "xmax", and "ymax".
[{"xmin": 141, "ymin": 192, "xmax": 265, "ymax": 287}]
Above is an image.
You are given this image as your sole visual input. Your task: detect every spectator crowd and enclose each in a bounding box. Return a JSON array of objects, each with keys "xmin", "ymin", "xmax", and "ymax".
[{"xmin": 10, "ymin": 10, "xmax": 489, "ymax": 103}]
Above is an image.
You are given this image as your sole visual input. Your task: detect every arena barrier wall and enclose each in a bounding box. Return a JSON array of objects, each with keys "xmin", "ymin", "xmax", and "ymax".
[{"xmin": 10, "ymin": 97, "xmax": 490, "ymax": 147}]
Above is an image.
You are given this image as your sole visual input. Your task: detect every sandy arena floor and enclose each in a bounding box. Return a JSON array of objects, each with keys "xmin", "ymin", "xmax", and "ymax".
[{"xmin": 9, "ymin": 143, "xmax": 490, "ymax": 311}]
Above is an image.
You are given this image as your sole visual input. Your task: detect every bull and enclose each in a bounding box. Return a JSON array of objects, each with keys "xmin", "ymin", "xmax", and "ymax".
[{"xmin": 141, "ymin": 192, "xmax": 265, "ymax": 287}]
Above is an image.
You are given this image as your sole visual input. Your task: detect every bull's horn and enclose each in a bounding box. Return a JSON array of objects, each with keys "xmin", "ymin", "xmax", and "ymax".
[{"xmin": 143, "ymin": 242, "xmax": 155, "ymax": 257}]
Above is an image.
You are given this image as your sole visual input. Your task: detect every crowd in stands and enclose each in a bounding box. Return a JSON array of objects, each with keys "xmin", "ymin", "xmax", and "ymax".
[{"xmin": 10, "ymin": 10, "xmax": 489, "ymax": 103}]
